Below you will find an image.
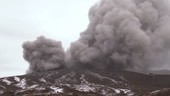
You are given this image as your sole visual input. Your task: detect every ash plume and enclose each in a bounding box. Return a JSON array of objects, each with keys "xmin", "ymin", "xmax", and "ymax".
[
  {"xmin": 22, "ymin": 36, "xmax": 65, "ymax": 73},
  {"xmin": 65, "ymin": 0, "xmax": 170, "ymax": 71},
  {"xmin": 23, "ymin": 0, "xmax": 170, "ymax": 73}
]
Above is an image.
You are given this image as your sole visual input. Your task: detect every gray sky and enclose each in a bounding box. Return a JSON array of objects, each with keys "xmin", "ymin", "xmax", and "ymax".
[{"xmin": 0, "ymin": 0, "xmax": 98, "ymax": 77}]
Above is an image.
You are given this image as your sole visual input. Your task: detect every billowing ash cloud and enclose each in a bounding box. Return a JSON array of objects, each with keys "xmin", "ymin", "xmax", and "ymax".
[
  {"xmin": 22, "ymin": 36, "xmax": 65, "ymax": 73},
  {"xmin": 23, "ymin": 0, "xmax": 170, "ymax": 73},
  {"xmin": 65, "ymin": 0, "xmax": 170, "ymax": 71}
]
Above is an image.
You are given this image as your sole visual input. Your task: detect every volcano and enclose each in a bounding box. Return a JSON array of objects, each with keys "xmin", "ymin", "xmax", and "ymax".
[
  {"xmin": 1, "ymin": 69, "xmax": 170, "ymax": 96},
  {"xmin": 2, "ymin": 0, "xmax": 170, "ymax": 95}
]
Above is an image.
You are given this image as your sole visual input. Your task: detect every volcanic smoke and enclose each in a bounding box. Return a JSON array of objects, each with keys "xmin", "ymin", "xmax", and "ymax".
[
  {"xmin": 23, "ymin": 0, "xmax": 170, "ymax": 73},
  {"xmin": 23, "ymin": 36, "xmax": 65, "ymax": 73}
]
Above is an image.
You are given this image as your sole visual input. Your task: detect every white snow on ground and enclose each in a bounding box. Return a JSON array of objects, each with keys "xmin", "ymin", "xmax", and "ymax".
[
  {"xmin": 116, "ymin": 89, "xmax": 134, "ymax": 96},
  {"xmin": 75, "ymin": 84, "xmax": 95, "ymax": 92},
  {"xmin": 39, "ymin": 78, "xmax": 46, "ymax": 83},
  {"xmin": 56, "ymin": 73, "xmax": 134, "ymax": 95},
  {"xmin": 28, "ymin": 84, "xmax": 39, "ymax": 89},
  {"xmin": 74, "ymin": 74, "xmax": 95, "ymax": 92},
  {"xmin": 50, "ymin": 86, "xmax": 63, "ymax": 93},
  {"xmin": 114, "ymin": 89, "xmax": 121, "ymax": 94},
  {"xmin": 150, "ymin": 90, "xmax": 161, "ymax": 94},
  {"xmin": 15, "ymin": 78, "xmax": 26, "ymax": 89},
  {"xmin": 0, "ymin": 85, "xmax": 5, "ymax": 89},
  {"xmin": 149, "ymin": 89, "xmax": 166, "ymax": 95},
  {"xmin": 108, "ymin": 88, "xmax": 134, "ymax": 96},
  {"xmin": 14, "ymin": 77, "xmax": 20, "ymax": 82},
  {"xmin": 101, "ymin": 90, "xmax": 107, "ymax": 95},
  {"xmin": 120, "ymin": 89, "xmax": 134, "ymax": 96},
  {"xmin": 120, "ymin": 89, "xmax": 131, "ymax": 94},
  {"xmin": 2, "ymin": 78, "xmax": 11, "ymax": 85},
  {"xmin": 149, "ymin": 89, "xmax": 170, "ymax": 95},
  {"xmin": 88, "ymin": 72, "xmax": 118, "ymax": 84},
  {"xmin": 56, "ymin": 71, "xmax": 76, "ymax": 82},
  {"xmin": 35, "ymin": 87, "xmax": 46, "ymax": 91}
]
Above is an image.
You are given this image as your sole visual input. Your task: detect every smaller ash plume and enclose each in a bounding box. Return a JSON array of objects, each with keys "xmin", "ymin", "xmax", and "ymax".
[{"xmin": 22, "ymin": 36, "xmax": 65, "ymax": 73}]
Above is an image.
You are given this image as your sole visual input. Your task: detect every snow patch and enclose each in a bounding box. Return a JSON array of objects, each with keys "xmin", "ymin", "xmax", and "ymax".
[
  {"xmin": 75, "ymin": 84, "xmax": 95, "ymax": 92},
  {"xmin": 50, "ymin": 86, "xmax": 63, "ymax": 93},
  {"xmin": 35, "ymin": 87, "xmax": 46, "ymax": 91},
  {"xmin": 0, "ymin": 85, "xmax": 5, "ymax": 89},
  {"xmin": 14, "ymin": 77, "xmax": 20, "ymax": 82},
  {"xmin": 101, "ymin": 90, "xmax": 107, "ymax": 95},
  {"xmin": 150, "ymin": 90, "xmax": 161, "ymax": 94},
  {"xmin": 39, "ymin": 78, "xmax": 46, "ymax": 83},
  {"xmin": 150, "ymin": 89, "xmax": 170, "ymax": 95},
  {"xmin": 88, "ymin": 72, "xmax": 118, "ymax": 84},
  {"xmin": 15, "ymin": 78, "xmax": 26, "ymax": 89},
  {"xmin": 2, "ymin": 78, "xmax": 11, "ymax": 85},
  {"xmin": 74, "ymin": 74, "xmax": 95, "ymax": 92},
  {"xmin": 28, "ymin": 84, "xmax": 39, "ymax": 89},
  {"xmin": 120, "ymin": 89, "xmax": 131, "ymax": 94},
  {"xmin": 119, "ymin": 89, "xmax": 134, "ymax": 96},
  {"xmin": 114, "ymin": 89, "xmax": 121, "ymax": 94}
]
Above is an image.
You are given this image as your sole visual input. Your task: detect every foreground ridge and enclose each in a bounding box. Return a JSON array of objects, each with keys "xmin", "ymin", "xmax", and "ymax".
[{"xmin": 0, "ymin": 69, "xmax": 170, "ymax": 96}]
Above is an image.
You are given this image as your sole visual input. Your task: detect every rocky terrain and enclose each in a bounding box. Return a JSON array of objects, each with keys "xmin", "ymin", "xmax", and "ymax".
[{"xmin": 0, "ymin": 69, "xmax": 170, "ymax": 96}]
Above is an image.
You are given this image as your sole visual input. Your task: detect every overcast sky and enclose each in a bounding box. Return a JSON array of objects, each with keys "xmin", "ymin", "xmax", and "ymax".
[{"xmin": 0, "ymin": 0, "xmax": 98, "ymax": 77}]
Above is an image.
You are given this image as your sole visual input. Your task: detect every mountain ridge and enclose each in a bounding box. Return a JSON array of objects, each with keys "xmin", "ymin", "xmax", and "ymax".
[{"xmin": 0, "ymin": 69, "xmax": 170, "ymax": 96}]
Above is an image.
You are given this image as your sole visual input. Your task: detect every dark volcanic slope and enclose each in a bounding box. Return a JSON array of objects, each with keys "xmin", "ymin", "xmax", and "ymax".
[{"xmin": 0, "ymin": 69, "xmax": 170, "ymax": 96}]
